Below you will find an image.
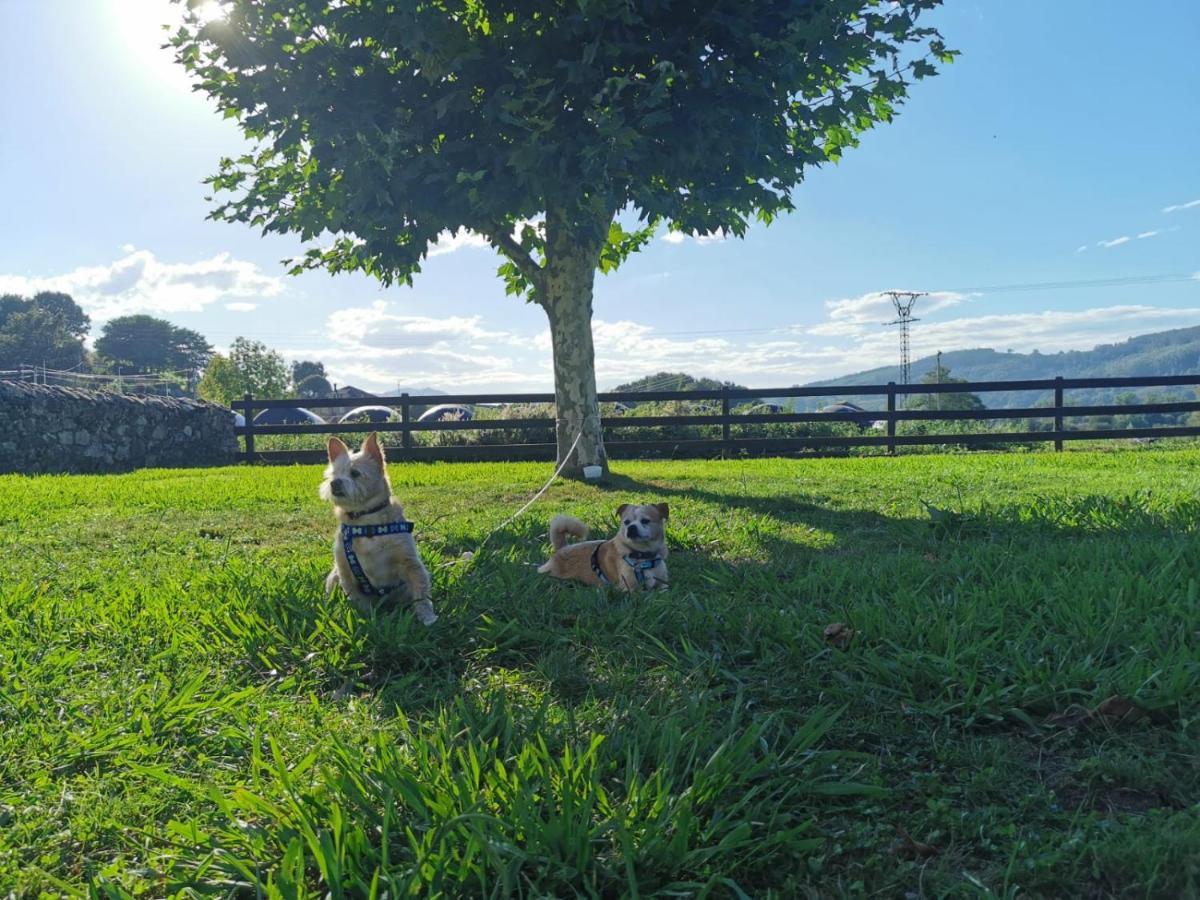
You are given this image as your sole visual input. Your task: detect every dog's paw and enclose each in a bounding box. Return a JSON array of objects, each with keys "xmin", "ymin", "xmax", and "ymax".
[{"xmin": 413, "ymin": 600, "xmax": 438, "ymax": 626}]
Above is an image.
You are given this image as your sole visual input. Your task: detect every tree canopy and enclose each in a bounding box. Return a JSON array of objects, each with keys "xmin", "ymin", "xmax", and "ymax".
[
  {"xmin": 174, "ymin": 0, "xmax": 951, "ymax": 473},
  {"xmin": 0, "ymin": 292, "xmax": 90, "ymax": 371},
  {"xmin": 94, "ymin": 315, "xmax": 213, "ymax": 377},
  {"xmin": 295, "ymin": 373, "xmax": 334, "ymax": 398},
  {"xmin": 198, "ymin": 338, "xmax": 292, "ymax": 407},
  {"xmin": 611, "ymin": 371, "xmax": 746, "ymax": 397},
  {"xmin": 291, "ymin": 360, "xmax": 333, "ymax": 397},
  {"xmin": 291, "ymin": 360, "xmax": 327, "ymax": 386},
  {"xmin": 176, "ymin": 1, "xmax": 950, "ymax": 281},
  {"xmin": 906, "ymin": 364, "xmax": 985, "ymax": 411}
]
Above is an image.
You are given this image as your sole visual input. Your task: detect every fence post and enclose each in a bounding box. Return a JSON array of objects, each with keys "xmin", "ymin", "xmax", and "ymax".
[
  {"xmin": 243, "ymin": 392, "xmax": 256, "ymax": 462},
  {"xmin": 886, "ymin": 381, "xmax": 897, "ymax": 455},
  {"xmin": 400, "ymin": 393, "xmax": 412, "ymax": 451},
  {"xmin": 1053, "ymin": 376, "xmax": 1064, "ymax": 452},
  {"xmin": 721, "ymin": 388, "xmax": 732, "ymax": 455}
]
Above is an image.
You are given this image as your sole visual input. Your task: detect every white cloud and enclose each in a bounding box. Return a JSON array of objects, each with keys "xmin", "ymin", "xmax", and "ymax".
[
  {"xmin": 225, "ymin": 302, "xmax": 257, "ymax": 312},
  {"xmin": 1075, "ymin": 245, "xmax": 1088, "ymax": 253},
  {"xmin": 0, "ymin": 247, "xmax": 284, "ymax": 320},
  {"xmin": 307, "ymin": 301, "xmax": 537, "ymax": 391},
  {"xmin": 1098, "ymin": 235, "xmax": 1131, "ymax": 248},
  {"xmin": 1163, "ymin": 198, "xmax": 1200, "ymax": 213},
  {"xmin": 425, "ymin": 219, "xmax": 541, "ymax": 259},
  {"xmin": 326, "ymin": 301, "xmax": 512, "ymax": 349},
  {"xmin": 661, "ymin": 227, "xmax": 731, "ymax": 245},
  {"xmin": 1136, "ymin": 230, "xmax": 1160, "ymax": 239},
  {"xmin": 808, "ymin": 290, "xmax": 968, "ymax": 338},
  {"xmin": 427, "ymin": 229, "xmax": 492, "ymax": 258}
]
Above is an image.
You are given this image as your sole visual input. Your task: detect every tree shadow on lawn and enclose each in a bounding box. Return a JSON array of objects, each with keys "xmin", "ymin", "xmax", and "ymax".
[
  {"xmin": 243, "ymin": 471, "xmax": 1197, "ymax": 732},
  {"xmin": 478, "ymin": 472, "xmax": 1200, "ymax": 720},
  {"xmin": 208, "ymin": 475, "xmax": 1199, "ymax": 899}
]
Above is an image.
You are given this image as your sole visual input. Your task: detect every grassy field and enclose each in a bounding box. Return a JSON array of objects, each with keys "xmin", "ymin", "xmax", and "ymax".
[{"xmin": 2, "ymin": 451, "xmax": 1199, "ymax": 897}]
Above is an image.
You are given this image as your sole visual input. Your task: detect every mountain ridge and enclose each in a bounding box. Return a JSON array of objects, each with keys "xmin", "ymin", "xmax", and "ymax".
[{"xmin": 795, "ymin": 323, "xmax": 1200, "ymax": 409}]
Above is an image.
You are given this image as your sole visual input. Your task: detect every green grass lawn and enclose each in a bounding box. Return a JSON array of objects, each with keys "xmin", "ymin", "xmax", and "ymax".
[{"xmin": 2, "ymin": 451, "xmax": 1199, "ymax": 897}]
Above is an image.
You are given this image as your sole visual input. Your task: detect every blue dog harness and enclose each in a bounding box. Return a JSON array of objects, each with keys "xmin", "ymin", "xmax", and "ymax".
[
  {"xmin": 590, "ymin": 546, "xmax": 662, "ymax": 588},
  {"xmin": 340, "ymin": 504, "xmax": 415, "ymax": 598}
]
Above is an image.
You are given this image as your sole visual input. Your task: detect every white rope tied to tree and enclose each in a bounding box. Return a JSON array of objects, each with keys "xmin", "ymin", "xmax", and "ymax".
[{"xmin": 468, "ymin": 412, "xmax": 599, "ymax": 555}]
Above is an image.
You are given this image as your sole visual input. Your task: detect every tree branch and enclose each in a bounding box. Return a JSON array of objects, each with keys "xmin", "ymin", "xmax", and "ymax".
[{"xmin": 488, "ymin": 227, "xmax": 545, "ymax": 296}]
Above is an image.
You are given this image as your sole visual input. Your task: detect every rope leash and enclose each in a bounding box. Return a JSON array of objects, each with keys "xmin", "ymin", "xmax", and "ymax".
[
  {"xmin": 472, "ymin": 417, "xmax": 590, "ymax": 554},
  {"xmin": 424, "ymin": 415, "xmax": 598, "ymax": 573}
]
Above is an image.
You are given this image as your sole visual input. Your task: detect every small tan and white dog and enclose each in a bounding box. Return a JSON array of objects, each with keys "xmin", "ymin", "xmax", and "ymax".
[
  {"xmin": 538, "ymin": 503, "xmax": 669, "ymax": 591},
  {"xmin": 319, "ymin": 433, "xmax": 437, "ymax": 625}
]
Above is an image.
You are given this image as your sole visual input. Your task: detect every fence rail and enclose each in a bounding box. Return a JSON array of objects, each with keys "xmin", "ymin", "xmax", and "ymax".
[{"xmin": 231, "ymin": 375, "xmax": 1200, "ymax": 464}]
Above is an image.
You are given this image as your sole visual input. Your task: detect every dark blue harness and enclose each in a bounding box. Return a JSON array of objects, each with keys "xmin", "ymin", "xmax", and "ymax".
[
  {"xmin": 591, "ymin": 546, "xmax": 662, "ymax": 588},
  {"xmin": 340, "ymin": 518, "xmax": 414, "ymax": 598}
]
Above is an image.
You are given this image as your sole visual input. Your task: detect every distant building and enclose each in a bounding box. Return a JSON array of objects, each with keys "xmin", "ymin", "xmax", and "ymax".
[
  {"xmin": 818, "ymin": 401, "xmax": 866, "ymax": 415},
  {"xmin": 325, "ymin": 384, "xmax": 378, "ymax": 420}
]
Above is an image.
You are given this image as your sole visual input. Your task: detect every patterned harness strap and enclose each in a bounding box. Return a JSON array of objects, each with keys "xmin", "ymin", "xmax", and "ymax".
[
  {"xmin": 591, "ymin": 545, "xmax": 661, "ymax": 587},
  {"xmin": 340, "ymin": 520, "xmax": 414, "ymax": 597}
]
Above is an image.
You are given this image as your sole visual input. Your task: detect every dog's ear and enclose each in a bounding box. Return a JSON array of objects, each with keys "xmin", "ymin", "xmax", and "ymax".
[
  {"xmin": 655, "ymin": 503, "xmax": 669, "ymax": 521},
  {"xmin": 327, "ymin": 437, "xmax": 349, "ymax": 463},
  {"xmin": 362, "ymin": 432, "xmax": 386, "ymax": 464},
  {"xmin": 616, "ymin": 503, "xmax": 632, "ymax": 520}
]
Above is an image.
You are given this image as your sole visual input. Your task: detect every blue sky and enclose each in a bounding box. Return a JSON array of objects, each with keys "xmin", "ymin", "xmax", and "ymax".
[{"xmin": 1, "ymin": 0, "xmax": 1197, "ymax": 391}]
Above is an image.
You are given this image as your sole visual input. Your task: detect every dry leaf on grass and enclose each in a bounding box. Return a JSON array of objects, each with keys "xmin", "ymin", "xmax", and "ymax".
[
  {"xmin": 893, "ymin": 825, "xmax": 938, "ymax": 859},
  {"xmin": 823, "ymin": 622, "xmax": 855, "ymax": 650},
  {"xmin": 1046, "ymin": 695, "xmax": 1146, "ymax": 729},
  {"xmin": 1093, "ymin": 695, "xmax": 1146, "ymax": 724},
  {"xmin": 922, "ymin": 552, "xmax": 938, "ymax": 563}
]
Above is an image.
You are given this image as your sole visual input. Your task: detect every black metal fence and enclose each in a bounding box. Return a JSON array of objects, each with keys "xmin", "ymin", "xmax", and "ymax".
[{"xmin": 232, "ymin": 374, "xmax": 1200, "ymax": 464}]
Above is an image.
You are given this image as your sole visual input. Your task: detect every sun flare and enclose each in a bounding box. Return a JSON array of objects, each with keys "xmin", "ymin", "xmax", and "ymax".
[
  {"xmin": 112, "ymin": 0, "xmax": 229, "ymax": 85},
  {"xmin": 190, "ymin": 2, "xmax": 229, "ymax": 25}
]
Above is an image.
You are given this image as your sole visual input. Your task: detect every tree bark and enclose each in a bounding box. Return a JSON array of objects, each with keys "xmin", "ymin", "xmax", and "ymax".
[{"xmin": 542, "ymin": 219, "xmax": 608, "ymax": 479}]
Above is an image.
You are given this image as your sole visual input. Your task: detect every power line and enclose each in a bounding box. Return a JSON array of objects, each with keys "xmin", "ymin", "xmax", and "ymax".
[{"xmin": 936, "ymin": 272, "xmax": 1197, "ymax": 295}]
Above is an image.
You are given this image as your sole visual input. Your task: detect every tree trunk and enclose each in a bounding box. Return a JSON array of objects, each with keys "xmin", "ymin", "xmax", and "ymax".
[{"xmin": 542, "ymin": 237, "xmax": 608, "ymax": 479}]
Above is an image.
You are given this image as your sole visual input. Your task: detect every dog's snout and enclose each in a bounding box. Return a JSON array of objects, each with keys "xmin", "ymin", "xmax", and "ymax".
[
  {"xmin": 330, "ymin": 478, "xmax": 346, "ymax": 497},
  {"xmin": 626, "ymin": 524, "xmax": 639, "ymax": 539}
]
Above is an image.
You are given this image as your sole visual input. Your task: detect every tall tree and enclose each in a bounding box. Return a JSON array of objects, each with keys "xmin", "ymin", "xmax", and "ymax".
[
  {"xmin": 0, "ymin": 292, "xmax": 89, "ymax": 370},
  {"xmin": 229, "ymin": 337, "xmax": 291, "ymax": 398},
  {"xmin": 906, "ymin": 364, "xmax": 985, "ymax": 411},
  {"xmin": 197, "ymin": 338, "xmax": 292, "ymax": 406},
  {"xmin": 174, "ymin": 0, "xmax": 951, "ymax": 476},
  {"xmin": 29, "ymin": 292, "xmax": 90, "ymax": 340},
  {"xmin": 295, "ymin": 373, "xmax": 334, "ymax": 399},
  {"xmin": 94, "ymin": 315, "xmax": 214, "ymax": 378},
  {"xmin": 291, "ymin": 359, "xmax": 327, "ymax": 385},
  {"xmin": 291, "ymin": 360, "xmax": 333, "ymax": 397},
  {"xmin": 196, "ymin": 354, "xmax": 243, "ymax": 407}
]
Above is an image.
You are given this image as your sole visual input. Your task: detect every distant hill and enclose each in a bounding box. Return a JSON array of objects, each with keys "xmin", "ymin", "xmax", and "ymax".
[
  {"xmin": 609, "ymin": 372, "xmax": 746, "ymax": 394},
  {"xmin": 797, "ymin": 325, "xmax": 1200, "ymax": 410}
]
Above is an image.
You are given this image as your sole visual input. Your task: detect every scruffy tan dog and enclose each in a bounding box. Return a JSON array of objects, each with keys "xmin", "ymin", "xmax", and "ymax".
[
  {"xmin": 538, "ymin": 503, "xmax": 669, "ymax": 591},
  {"xmin": 320, "ymin": 433, "xmax": 437, "ymax": 625}
]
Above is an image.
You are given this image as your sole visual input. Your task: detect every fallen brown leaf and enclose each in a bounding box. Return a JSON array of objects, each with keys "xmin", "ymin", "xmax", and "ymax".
[
  {"xmin": 823, "ymin": 622, "xmax": 855, "ymax": 650},
  {"xmin": 893, "ymin": 825, "xmax": 938, "ymax": 859},
  {"xmin": 1046, "ymin": 696, "xmax": 1147, "ymax": 730},
  {"xmin": 922, "ymin": 552, "xmax": 938, "ymax": 563},
  {"xmin": 1093, "ymin": 695, "xmax": 1145, "ymax": 724}
]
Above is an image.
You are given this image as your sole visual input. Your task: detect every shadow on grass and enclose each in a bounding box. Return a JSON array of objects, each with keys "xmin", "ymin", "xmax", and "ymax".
[{"xmin": 244, "ymin": 473, "xmax": 1198, "ymax": 725}]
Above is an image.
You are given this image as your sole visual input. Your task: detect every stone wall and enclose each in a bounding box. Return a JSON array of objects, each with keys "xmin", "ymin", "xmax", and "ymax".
[{"xmin": 0, "ymin": 381, "xmax": 238, "ymax": 475}]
